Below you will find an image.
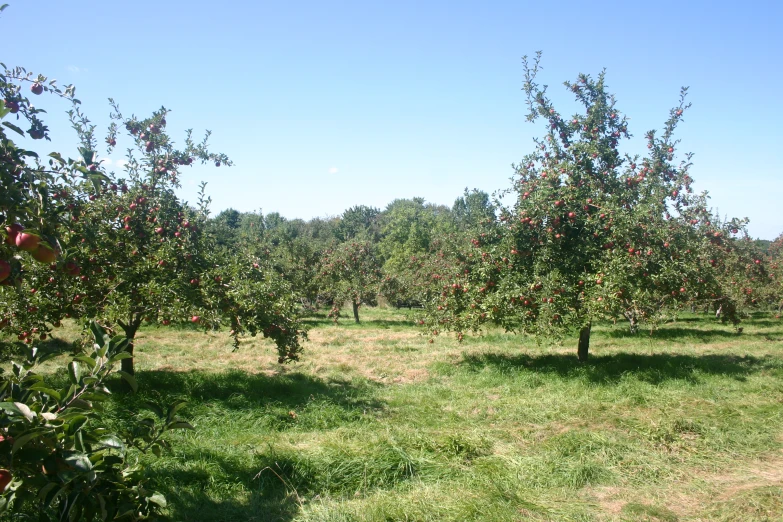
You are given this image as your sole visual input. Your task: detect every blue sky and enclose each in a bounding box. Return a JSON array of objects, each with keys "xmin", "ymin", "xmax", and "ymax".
[{"xmin": 3, "ymin": 0, "xmax": 781, "ymax": 238}]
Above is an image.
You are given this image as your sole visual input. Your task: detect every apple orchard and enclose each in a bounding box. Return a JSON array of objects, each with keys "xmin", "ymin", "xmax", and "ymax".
[{"xmin": 1, "ymin": 43, "xmax": 781, "ymax": 520}]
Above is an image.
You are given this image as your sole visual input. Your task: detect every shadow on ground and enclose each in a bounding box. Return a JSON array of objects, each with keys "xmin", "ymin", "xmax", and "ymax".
[
  {"xmin": 603, "ymin": 326, "xmax": 744, "ymax": 343},
  {"xmin": 459, "ymin": 351, "xmax": 782, "ymax": 385},
  {"xmin": 302, "ymin": 317, "xmax": 417, "ymax": 330},
  {"xmin": 152, "ymin": 446, "xmax": 303, "ymax": 522},
  {"xmin": 116, "ymin": 368, "xmax": 384, "ymax": 415},
  {"xmin": 107, "ymin": 371, "xmax": 388, "ymax": 520},
  {"xmin": 0, "ymin": 336, "xmax": 74, "ymax": 362}
]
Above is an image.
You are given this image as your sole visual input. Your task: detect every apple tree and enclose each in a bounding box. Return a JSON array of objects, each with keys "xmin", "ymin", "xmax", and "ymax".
[
  {"xmin": 33, "ymin": 100, "xmax": 231, "ymax": 377},
  {"xmin": 318, "ymin": 239, "xmax": 383, "ymax": 323},
  {"xmin": 0, "ymin": 48, "xmax": 182, "ymax": 519},
  {"xmin": 769, "ymin": 233, "xmax": 783, "ymax": 313},
  {"xmin": 423, "ymin": 54, "xmax": 742, "ymax": 360}
]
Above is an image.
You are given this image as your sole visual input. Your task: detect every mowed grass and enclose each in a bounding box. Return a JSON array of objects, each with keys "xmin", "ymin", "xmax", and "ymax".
[{"xmin": 10, "ymin": 308, "xmax": 783, "ymax": 521}]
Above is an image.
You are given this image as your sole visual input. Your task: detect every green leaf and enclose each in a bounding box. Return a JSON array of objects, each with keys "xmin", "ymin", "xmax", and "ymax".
[
  {"xmin": 2, "ymin": 121, "xmax": 24, "ymax": 136},
  {"xmin": 48, "ymin": 152, "xmax": 65, "ymax": 164},
  {"xmin": 89, "ymin": 172, "xmax": 110, "ymax": 183},
  {"xmin": 65, "ymin": 415, "xmax": 88, "ymax": 436},
  {"xmin": 27, "ymin": 384, "xmax": 61, "ymax": 401},
  {"xmin": 108, "ymin": 352, "xmax": 133, "ymax": 364},
  {"xmin": 73, "ymin": 355, "xmax": 97, "ymax": 370},
  {"xmin": 68, "ymin": 361, "xmax": 81, "ymax": 385},
  {"xmin": 110, "ymin": 335, "xmax": 130, "ymax": 352},
  {"xmin": 166, "ymin": 421, "xmax": 194, "ymax": 431},
  {"xmin": 0, "ymin": 105, "xmax": 9, "ymax": 119},
  {"xmin": 78, "ymin": 147, "xmax": 95, "ymax": 165},
  {"xmin": 117, "ymin": 371, "xmax": 137, "ymax": 393},
  {"xmin": 11, "ymin": 429, "xmax": 46, "ymax": 454},
  {"xmin": 13, "ymin": 402, "xmax": 35, "ymax": 422},
  {"xmin": 89, "ymin": 322, "xmax": 106, "ymax": 348},
  {"xmin": 165, "ymin": 399, "xmax": 188, "ymax": 423},
  {"xmin": 97, "ymin": 494, "xmax": 108, "ymax": 520},
  {"xmin": 148, "ymin": 493, "xmax": 167, "ymax": 508},
  {"xmin": 142, "ymin": 401, "xmax": 164, "ymax": 419},
  {"xmin": 64, "ymin": 452, "xmax": 93, "ymax": 471},
  {"xmin": 0, "ymin": 402, "xmax": 23, "ymax": 416},
  {"xmin": 37, "ymin": 482, "xmax": 58, "ymax": 502},
  {"xmin": 98, "ymin": 436, "xmax": 124, "ymax": 451},
  {"xmin": 68, "ymin": 398, "xmax": 93, "ymax": 410}
]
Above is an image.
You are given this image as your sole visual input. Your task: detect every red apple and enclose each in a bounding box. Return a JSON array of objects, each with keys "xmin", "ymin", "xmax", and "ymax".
[
  {"xmin": 3, "ymin": 99, "xmax": 19, "ymax": 113},
  {"xmin": 0, "ymin": 469, "xmax": 11, "ymax": 491},
  {"xmin": 191, "ymin": 316, "xmax": 200, "ymax": 323},
  {"xmin": 5, "ymin": 224, "xmax": 24, "ymax": 245},
  {"xmin": 31, "ymin": 83, "xmax": 43, "ymax": 95},
  {"xmin": 16, "ymin": 232, "xmax": 40, "ymax": 252},
  {"xmin": 64, "ymin": 261, "xmax": 81, "ymax": 276},
  {"xmin": 31, "ymin": 243, "xmax": 57, "ymax": 263},
  {"xmin": 0, "ymin": 260, "xmax": 10, "ymax": 283}
]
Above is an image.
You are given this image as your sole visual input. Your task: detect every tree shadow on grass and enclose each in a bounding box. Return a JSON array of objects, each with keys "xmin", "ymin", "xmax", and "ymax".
[
  {"xmin": 0, "ymin": 336, "xmax": 76, "ymax": 362},
  {"xmin": 602, "ymin": 323, "xmax": 783, "ymax": 343},
  {"xmin": 115, "ymin": 369, "xmax": 384, "ymax": 416},
  {"xmin": 459, "ymin": 351, "xmax": 782, "ymax": 386},
  {"xmin": 602, "ymin": 326, "xmax": 743, "ymax": 343},
  {"xmin": 302, "ymin": 317, "xmax": 417, "ymax": 330},
  {"xmin": 103, "ymin": 371, "xmax": 389, "ymax": 520},
  {"xmin": 151, "ymin": 447, "xmax": 303, "ymax": 522}
]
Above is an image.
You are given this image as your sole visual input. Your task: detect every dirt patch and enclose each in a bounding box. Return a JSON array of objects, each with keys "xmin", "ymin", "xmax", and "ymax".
[
  {"xmin": 710, "ymin": 450, "xmax": 783, "ymax": 502},
  {"xmin": 392, "ymin": 368, "xmax": 430, "ymax": 384},
  {"xmin": 590, "ymin": 486, "xmax": 625, "ymax": 514},
  {"xmin": 586, "ymin": 449, "xmax": 783, "ymax": 520}
]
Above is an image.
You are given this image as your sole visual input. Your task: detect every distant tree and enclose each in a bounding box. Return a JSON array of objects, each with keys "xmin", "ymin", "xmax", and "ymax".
[
  {"xmin": 318, "ymin": 239, "xmax": 383, "ymax": 323},
  {"xmin": 337, "ymin": 205, "xmax": 380, "ymax": 241},
  {"xmin": 452, "ymin": 189, "xmax": 496, "ymax": 232}
]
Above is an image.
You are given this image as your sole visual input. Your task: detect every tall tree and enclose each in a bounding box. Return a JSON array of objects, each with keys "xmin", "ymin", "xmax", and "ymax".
[{"xmin": 423, "ymin": 54, "xmax": 745, "ymax": 361}]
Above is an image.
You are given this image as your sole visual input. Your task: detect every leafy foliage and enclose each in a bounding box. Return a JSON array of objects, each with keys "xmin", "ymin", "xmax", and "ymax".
[{"xmin": 0, "ymin": 322, "xmax": 187, "ymax": 520}]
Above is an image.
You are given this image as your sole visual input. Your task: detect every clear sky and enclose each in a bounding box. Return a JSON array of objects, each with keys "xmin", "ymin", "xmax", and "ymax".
[{"xmin": 3, "ymin": 1, "xmax": 781, "ymax": 239}]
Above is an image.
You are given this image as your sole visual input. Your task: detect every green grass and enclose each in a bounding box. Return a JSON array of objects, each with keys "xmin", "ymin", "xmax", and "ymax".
[{"xmin": 5, "ymin": 308, "xmax": 783, "ymax": 521}]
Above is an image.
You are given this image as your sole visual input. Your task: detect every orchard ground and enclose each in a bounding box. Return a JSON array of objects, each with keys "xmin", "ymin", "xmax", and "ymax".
[{"xmin": 4, "ymin": 307, "xmax": 783, "ymax": 521}]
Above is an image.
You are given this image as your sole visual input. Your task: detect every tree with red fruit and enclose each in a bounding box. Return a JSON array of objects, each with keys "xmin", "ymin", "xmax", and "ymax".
[
  {"xmin": 1, "ymin": 52, "xmax": 110, "ymax": 342},
  {"xmin": 769, "ymin": 233, "xmax": 783, "ymax": 313},
  {"xmin": 318, "ymin": 239, "xmax": 383, "ymax": 323},
  {"xmin": 0, "ymin": 28, "xmax": 181, "ymax": 517},
  {"xmin": 423, "ymin": 53, "xmax": 744, "ymax": 361}
]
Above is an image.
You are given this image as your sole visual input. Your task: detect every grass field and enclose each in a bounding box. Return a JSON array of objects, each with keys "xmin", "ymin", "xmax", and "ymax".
[{"xmin": 10, "ymin": 308, "xmax": 783, "ymax": 521}]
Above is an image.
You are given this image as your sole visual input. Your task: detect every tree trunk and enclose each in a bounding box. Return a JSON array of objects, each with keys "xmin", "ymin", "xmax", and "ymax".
[
  {"xmin": 121, "ymin": 342, "xmax": 135, "ymax": 375},
  {"xmin": 352, "ymin": 300, "xmax": 360, "ymax": 323},
  {"xmin": 624, "ymin": 311, "xmax": 638, "ymax": 335},
  {"xmin": 577, "ymin": 323, "xmax": 591, "ymax": 362},
  {"xmin": 118, "ymin": 315, "xmax": 142, "ymax": 377}
]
